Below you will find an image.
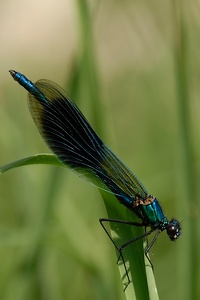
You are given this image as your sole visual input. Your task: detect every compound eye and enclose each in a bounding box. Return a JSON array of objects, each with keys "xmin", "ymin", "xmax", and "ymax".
[{"xmin": 167, "ymin": 219, "xmax": 181, "ymax": 241}]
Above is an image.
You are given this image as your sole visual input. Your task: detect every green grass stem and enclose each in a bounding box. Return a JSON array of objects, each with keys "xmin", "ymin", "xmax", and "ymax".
[{"xmin": 172, "ymin": 2, "xmax": 198, "ymax": 299}]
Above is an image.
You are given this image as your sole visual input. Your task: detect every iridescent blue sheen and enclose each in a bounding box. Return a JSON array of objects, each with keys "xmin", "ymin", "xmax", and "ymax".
[{"xmin": 9, "ymin": 70, "xmax": 181, "ymax": 284}]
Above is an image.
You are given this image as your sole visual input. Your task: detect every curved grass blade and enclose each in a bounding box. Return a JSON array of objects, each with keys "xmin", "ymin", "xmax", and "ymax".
[
  {"xmin": 0, "ymin": 154, "xmax": 62, "ymax": 174},
  {"xmin": 0, "ymin": 151, "xmax": 158, "ymax": 299}
]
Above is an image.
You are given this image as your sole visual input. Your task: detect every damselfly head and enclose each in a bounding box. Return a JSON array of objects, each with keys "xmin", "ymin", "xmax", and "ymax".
[{"xmin": 167, "ymin": 219, "xmax": 181, "ymax": 241}]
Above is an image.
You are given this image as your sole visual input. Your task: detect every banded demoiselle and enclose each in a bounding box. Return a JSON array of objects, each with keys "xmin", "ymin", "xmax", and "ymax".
[{"xmin": 9, "ymin": 70, "xmax": 181, "ymax": 287}]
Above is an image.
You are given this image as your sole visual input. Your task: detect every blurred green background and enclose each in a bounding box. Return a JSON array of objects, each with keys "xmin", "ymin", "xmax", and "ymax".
[{"xmin": 0, "ymin": 1, "xmax": 200, "ymax": 299}]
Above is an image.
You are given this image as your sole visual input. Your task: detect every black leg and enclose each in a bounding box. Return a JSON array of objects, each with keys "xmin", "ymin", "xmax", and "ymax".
[
  {"xmin": 144, "ymin": 229, "xmax": 162, "ymax": 269},
  {"xmin": 99, "ymin": 218, "xmax": 154, "ymax": 290}
]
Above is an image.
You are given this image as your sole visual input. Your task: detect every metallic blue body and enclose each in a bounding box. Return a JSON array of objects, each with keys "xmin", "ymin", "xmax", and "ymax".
[
  {"xmin": 9, "ymin": 70, "xmax": 181, "ymax": 252},
  {"xmin": 133, "ymin": 197, "xmax": 168, "ymax": 229},
  {"xmin": 11, "ymin": 71, "xmax": 47, "ymax": 104}
]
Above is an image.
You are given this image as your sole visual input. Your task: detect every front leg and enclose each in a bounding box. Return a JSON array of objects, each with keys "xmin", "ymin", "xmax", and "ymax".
[{"xmin": 99, "ymin": 218, "xmax": 145, "ymax": 290}]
